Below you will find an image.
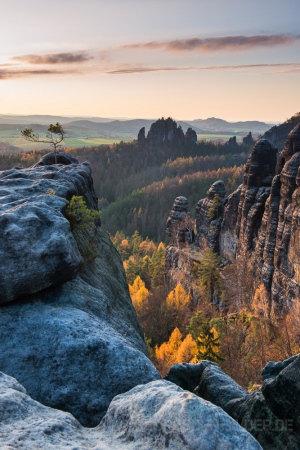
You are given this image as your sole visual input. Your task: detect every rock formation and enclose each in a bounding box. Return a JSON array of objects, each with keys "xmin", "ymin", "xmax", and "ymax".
[
  {"xmin": 165, "ymin": 122, "xmax": 300, "ymax": 313},
  {"xmin": 195, "ymin": 180, "xmax": 226, "ymax": 253},
  {"xmin": 263, "ymin": 112, "xmax": 300, "ymax": 151},
  {"xmin": 243, "ymin": 132, "xmax": 255, "ymax": 146},
  {"xmin": 262, "ymin": 354, "xmax": 300, "ymax": 434},
  {"xmin": 185, "ymin": 127, "xmax": 197, "ymax": 144},
  {"xmin": 0, "ymin": 152, "xmax": 160, "ymax": 427},
  {"xmin": 166, "ymin": 359, "xmax": 300, "ymax": 449},
  {"xmin": 166, "ymin": 196, "xmax": 193, "ymax": 245},
  {"xmin": 147, "ymin": 117, "xmax": 185, "ymax": 144},
  {"xmin": 137, "ymin": 126, "xmax": 146, "ymax": 144},
  {"xmin": 0, "ymin": 374, "xmax": 262, "ymax": 449},
  {"xmin": 225, "ymin": 136, "xmax": 238, "ymax": 147}
]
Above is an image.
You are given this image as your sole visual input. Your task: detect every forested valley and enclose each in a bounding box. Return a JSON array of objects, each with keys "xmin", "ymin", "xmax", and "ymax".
[{"xmin": 1, "ymin": 116, "xmax": 299, "ymax": 391}]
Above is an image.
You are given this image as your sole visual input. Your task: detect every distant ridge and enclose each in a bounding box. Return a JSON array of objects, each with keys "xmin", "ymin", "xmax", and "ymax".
[
  {"xmin": 186, "ymin": 117, "xmax": 272, "ymax": 134},
  {"xmin": 0, "ymin": 114, "xmax": 271, "ymax": 134}
]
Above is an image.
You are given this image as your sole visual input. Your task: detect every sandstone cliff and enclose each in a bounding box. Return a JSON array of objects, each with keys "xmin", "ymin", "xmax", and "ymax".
[
  {"xmin": 262, "ymin": 112, "xmax": 300, "ymax": 152},
  {"xmin": 0, "ymin": 152, "xmax": 263, "ymax": 448},
  {"xmin": 166, "ymin": 122, "xmax": 300, "ymax": 314},
  {"xmin": 0, "ymin": 152, "xmax": 160, "ymax": 427}
]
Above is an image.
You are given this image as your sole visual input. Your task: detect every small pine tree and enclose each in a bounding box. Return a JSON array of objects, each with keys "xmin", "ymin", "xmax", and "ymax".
[
  {"xmin": 65, "ymin": 196, "xmax": 100, "ymax": 231},
  {"xmin": 196, "ymin": 322, "xmax": 223, "ymax": 362}
]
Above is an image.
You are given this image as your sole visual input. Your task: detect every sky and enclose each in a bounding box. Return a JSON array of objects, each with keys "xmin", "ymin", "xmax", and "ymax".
[{"xmin": 0, "ymin": 0, "xmax": 300, "ymax": 122}]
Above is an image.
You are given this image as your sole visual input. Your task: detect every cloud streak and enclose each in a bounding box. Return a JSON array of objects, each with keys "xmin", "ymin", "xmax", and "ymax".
[
  {"xmin": 12, "ymin": 52, "xmax": 92, "ymax": 64},
  {"xmin": 121, "ymin": 34, "xmax": 300, "ymax": 53},
  {"xmin": 0, "ymin": 68, "xmax": 80, "ymax": 80},
  {"xmin": 107, "ymin": 62, "xmax": 300, "ymax": 75}
]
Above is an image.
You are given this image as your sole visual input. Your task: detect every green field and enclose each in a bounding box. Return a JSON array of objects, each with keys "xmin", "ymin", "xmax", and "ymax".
[
  {"xmin": 0, "ymin": 132, "xmax": 244, "ymax": 153},
  {"xmin": 0, "ymin": 136, "xmax": 132, "ymax": 152},
  {"xmin": 197, "ymin": 134, "xmax": 243, "ymax": 143}
]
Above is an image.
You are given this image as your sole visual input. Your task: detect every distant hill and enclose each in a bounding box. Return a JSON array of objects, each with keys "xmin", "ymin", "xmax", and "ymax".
[
  {"xmin": 0, "ymin": 114, "xmax": 271, "ymax": 134},
  {"xmin": 187, "ymin": 117, "xmax": 272, "ymax": 134},
  {"xmin": 64, "ymin": 119, "xmax": 204, "ymax": 136},
  {"xmin": 0, "ymin": 114, "xmax": 117, "ymax": 125}
]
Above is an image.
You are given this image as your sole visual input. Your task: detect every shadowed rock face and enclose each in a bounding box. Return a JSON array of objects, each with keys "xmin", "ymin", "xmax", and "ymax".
[
  {"xmin": 236, "ymin": 139, "xmax": 278, "ymax": 254},
  {"xmin": 185, "ymin": 127, "xmax": 197, "ymax": 144},
  {"xmin": 166, "ymin": 361, "xmax": 300, "ymax": 450},
  {"xmin": 263, "ymin": 113, "xmax": 300, "ymax": 152},
  {"xmin": 0, "ymin": 374, "xmax": 263, "ymax": 450},
  {"xmin": 0, "ymin": 153, "xmax": 160, "ymax": 427},
  {"xmin": 262, "ymin": 354, "xmax": 300, "ymax": 434},
  {"xmin": 219, "ymin": 185, "xmax": 241, "ymax": 261},
  {"xmin": 147, "ymin": 117, "xmax": 185, "ymax": 144}
]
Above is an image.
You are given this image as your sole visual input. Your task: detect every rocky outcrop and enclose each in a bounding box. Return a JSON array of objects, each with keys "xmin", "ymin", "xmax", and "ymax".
[
  {"xmin": 146, "ymin": 117, "xmax": 185, "ymax": 144},
  {"xmin": 195, "ymin": 363, "xmax": 300, "ymax": 450},
  {"xmin": 166, "ymin": 123, "xmax": 300, "ymax": 312},
  {"xmin": 166, "ymin": 196, "xmax": 193, "ymax": 245},
  {"xmin": 166, "ymin": 361, "xmax": 300, "ymax": 449},
  {"xmin": 243, "ymin": 132, "xmax": 255, "ymax": 146},
  {"xmin": 225, "ymin": 136, "xmax": 238, "ymax": 147},
  {"xmin": 235, "ymin": 139, "xmax": 278, "ymax": 253},
  {"xmin": 137, "ymin": 126, "xmax": 146, "ymax": 144},
  {"xmin": 0, "ymin": 153, "xmax": 95, "ymax": 304},
  {"xmin": 0, "ymin": 373, "xmax": 263, "ymax": 449},
  {"xmin": 219, "ymin": 186, "xmax": 241, "ymax": 261},
  {"xmin": 0, "ymin": 153, "xmax": 160, "ymax": 427},
  {"xmin": 185, "ymin": 127, "xmax": 197, "ymax": 144},
  {"xmin": 262, "ymin": 354, "xmax": 300, "ymax": 434},
  {"xmin": 263, "ymin": 113, "xmax": 300, "ymax": 151},
  {"xmin": 195, "ymin": 180, "xmax": 226, "ymax": 253}
]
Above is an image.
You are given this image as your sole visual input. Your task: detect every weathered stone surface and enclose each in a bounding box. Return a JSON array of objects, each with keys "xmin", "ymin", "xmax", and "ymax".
[
  {"xmin": 0, "ymin": 155, "xmax": 100, "ymax": 304},
  {"xmin": 0, "ymin": 374, "xmax": 262, "ymax": 450},
  {"xmin": 262, "ymin": 355, "xmax": 299, "ymax": 382},
  {"xmin": 262, "ymin": 354, "xmax": 300, "ymax": 434},
  {"xmin": 195, "ymin": 180, "xmax": 227, "ymax": 253},
  {"xmin": 249, "ymin": 124, "xmax": 300, "ymax": 311},
  {"xmin": 194, "ymin": 363, "xmax": 300, "ymax": 449},
  {"xmin": 102, "ymin": 380, "xmax": 262, "ymax": 450},
  {"xmin": 166, "ymin": 196, "xmax": 193, "ymax": 245},
  {"xmin": 219, "ymin": 185, "xmax": 241, "ymax": 261},
  {"xmin": 0, "ymin": 154, "xmax": 160, "ymax": 427},
  {"xmin": 236, "ymin": 139, "xmax": 278, "ymax": 254},
  {"xmin": 164, "ymin": 361, "xmax": 215, "ymax": 391}
]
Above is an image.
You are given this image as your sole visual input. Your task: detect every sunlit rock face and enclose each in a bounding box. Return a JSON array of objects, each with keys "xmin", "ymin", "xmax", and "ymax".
[{"xmin": 0, "ymin": 153, "xmax": 160, "ymax": 427}]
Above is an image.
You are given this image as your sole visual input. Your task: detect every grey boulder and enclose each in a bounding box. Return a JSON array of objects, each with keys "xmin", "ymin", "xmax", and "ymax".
[{"xmin": 0, "ymin": 373, "xmax": 262, "ymax": 450}]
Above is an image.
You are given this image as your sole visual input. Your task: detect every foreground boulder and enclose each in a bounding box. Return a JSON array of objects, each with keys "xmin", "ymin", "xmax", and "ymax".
[
  {"xmin": 0, "ymin": 374, "xmax": 262, "ymax": 449},
  {"xmin": 194, "ymin": 362, "xmax": 300, "ymax": 449},
  {"xmin": 166, "ymin": 361, "xmax": 300, "ymax": 449},
  {"xmin": 262, "ymin": 354, "xmax": 300, "ymax": 434},
  {"xmin": 0, "ymin": 154, "xmax": 160, "ymax": 426}
]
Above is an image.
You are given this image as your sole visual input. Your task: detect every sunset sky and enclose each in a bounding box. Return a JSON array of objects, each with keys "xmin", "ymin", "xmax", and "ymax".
[{"xmin": 1, "ymin": 0, "xmax": 300, "ymax": 122}]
